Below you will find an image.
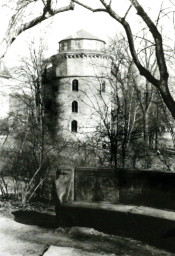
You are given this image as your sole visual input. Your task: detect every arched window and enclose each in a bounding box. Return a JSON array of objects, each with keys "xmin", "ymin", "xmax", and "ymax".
[
  {"xmin": 72, "ymin": 79, "xmax": 78, "ymax": 91},
  {"xmin": 101, "ymin": 81, "xmax": 106, "ymax": 92},
  {"xmin": 71, "ymin": 120, "xmax": 77, "ymax": 133},
  {"xmin": 72, "ymin": 101, "xmax": 78, "ymax": 113}
]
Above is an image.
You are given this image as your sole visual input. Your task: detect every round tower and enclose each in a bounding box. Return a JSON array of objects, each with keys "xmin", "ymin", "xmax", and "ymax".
[{"xmin": 51, "ymin": 30, "xmax": 111, "ymax": 140}]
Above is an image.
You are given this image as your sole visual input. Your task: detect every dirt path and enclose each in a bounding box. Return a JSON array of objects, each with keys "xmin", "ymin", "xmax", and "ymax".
[{"xmin": 0, "ymin": 208, "xmax": 174, "ymax": 256}]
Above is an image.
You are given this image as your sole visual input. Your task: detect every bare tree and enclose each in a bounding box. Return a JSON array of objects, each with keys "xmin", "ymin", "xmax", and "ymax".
[
  {"xmin": 78, "ymin": 33, "xmax": 174, "ymax": 169},
  {"xmin": 2, "ymin": 0, "xmax": 175, "ymax": 121},
  {"xmin": 71, "ymin": 0, "xmax": 175, "ymax": 120},
  {"xmin": 1, "ymin": 39, "xmax": 68, "ymax": 203},
  {"xmin": 0, "ymin": 0, "xmax": 75, "ymax": 58}
]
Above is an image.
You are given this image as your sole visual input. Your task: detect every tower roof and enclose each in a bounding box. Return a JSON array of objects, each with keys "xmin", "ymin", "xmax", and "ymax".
[{"xmin": 59, "ymin": 30, "xmax": 105, "ymax": 44}]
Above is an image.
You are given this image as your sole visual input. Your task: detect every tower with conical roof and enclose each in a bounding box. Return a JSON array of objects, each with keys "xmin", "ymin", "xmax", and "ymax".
[{"xmin": 48, "ymin": 30, "xmax": 112, "ymax": 140}]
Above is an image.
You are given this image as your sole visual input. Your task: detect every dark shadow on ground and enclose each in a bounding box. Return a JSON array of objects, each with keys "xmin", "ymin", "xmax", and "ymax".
[
  {"xmin": 56, "ymin": 205, "xmax": 175, "ymax": 254},
  {"xmin": 12, "ymin": 207, "xmax": 175, "ymax": 254},
  {"xmin": 12, "ymin": 210, "xmax": 58, "ymax": 229}
]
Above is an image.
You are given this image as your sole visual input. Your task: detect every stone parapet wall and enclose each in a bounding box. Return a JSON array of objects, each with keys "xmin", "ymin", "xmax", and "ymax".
[{"xmin": 73, "ymin": 167, "xmax": 175, "ymax": 211}]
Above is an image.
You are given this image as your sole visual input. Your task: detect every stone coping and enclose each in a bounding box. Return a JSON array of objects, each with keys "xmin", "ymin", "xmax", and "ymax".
[
  {"xmin": 43, "ymin": 246, "xmax": 115, "ymax": 256},
  {"xmin": 63, "ymin": 201, "xmax": 175, "ymax": 222}
]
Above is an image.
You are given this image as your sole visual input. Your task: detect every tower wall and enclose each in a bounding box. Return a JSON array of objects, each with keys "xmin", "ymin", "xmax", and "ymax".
[
  {"xmin": 55, "ymin": 55, "xmax": 111, "ymax": 77},
  {"xmin": 49, "ymin": 31, "xmax": 112, "ymax": 141},
  {"xmin": 55, "ymin": 75, "xmax": 111, "ymax": 139}
]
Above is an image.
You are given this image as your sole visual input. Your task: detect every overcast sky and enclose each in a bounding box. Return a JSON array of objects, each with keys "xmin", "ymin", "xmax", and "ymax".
[
  {"xmin": 2, "ymin": 2, "xmax": 120, "ymax": 67},
  {"xmin": 0, "ymin": 0, "xmax": 174, "ymax": 67},
  {"xmin": 0, "ymin": 0, "xmax": 174, "ymax": 117}
]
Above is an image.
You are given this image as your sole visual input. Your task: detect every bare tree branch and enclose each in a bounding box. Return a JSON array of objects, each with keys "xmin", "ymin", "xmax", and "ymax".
[
  {"xmin": 123, "ymin": 4, "xmax": 132, "ymax": 19},
  {"xmin": 99, "ymin": 0, "xmax": 160, "ymax": 87},
  {"xmin": 71, "ymin": 0, "xmax": 175, "ymax": 119},
  {"xmin": 130, "ymin": 0, "xmax": 168, "ymax": 82},
  {"xmin": 109, "ymin": 0, "xmax": 112, "ymax": 7},
  {"xmin": 72, "ymin": 0, "xmax": 107, "ymax": 13},
  {"xmin": 156, "ymin": 0, "xmax": 164, "ymax": 26},
  {"xmin": 1, "ymin": 1, "xmax": 74, "ymax": 59}
]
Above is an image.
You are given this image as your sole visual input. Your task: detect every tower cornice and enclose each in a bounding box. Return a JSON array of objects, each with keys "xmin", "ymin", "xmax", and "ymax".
[{"xmin": 52, "ymin": 52, "xmax": 111, "ymax": 60}]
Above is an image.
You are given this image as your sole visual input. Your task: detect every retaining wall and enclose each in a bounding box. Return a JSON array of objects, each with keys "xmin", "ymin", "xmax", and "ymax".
[{"xmin": 74, "ymin": 167, "xmax": 175, "ymax": 211}]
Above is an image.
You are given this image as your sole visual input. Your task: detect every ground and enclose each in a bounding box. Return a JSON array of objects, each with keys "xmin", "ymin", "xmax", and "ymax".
[{"xmin": 0, "ymin": 200, "xmax": 174, "ymax": 256}]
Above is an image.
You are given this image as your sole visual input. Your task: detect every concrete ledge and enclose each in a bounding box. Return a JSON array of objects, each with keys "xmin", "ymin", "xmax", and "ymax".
[
  {"xmin": 57, "ymin": 202, "xmax": 175, "ymax": 254},
  {"xmin": 43, "ymin": 246, "xmax": 114, "ymax": 256},
  {"xmin": 63, "ymin": 202, "xmax": 175, "ymax": 221}
]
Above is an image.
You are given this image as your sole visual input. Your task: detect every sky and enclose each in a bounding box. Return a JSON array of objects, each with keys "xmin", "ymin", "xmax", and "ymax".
[
  {"xmin": 0, "ymin": 0, "xmax": 174, "ymax": 67},
  {"xmin": 0, "ymin": 0, "xmax": 123, "ymax": 118},
  {"xmin": 0, "ymin": 0, "xmax": 174, "ymax": 70},
  {"xmin": 1, "ymin": 0, "xmax": 172, "ymax": 67},
  {"xmin": 0, "ymin": 0, "xmax": 174, "ymax": 118},
  {"xmin": 2, "ymin": 2, "xmax": 121, "ymax": 66}
]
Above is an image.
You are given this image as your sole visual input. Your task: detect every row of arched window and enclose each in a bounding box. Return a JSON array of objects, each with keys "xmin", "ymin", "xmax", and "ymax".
[
  {"xmin": 72, "ymin": 80, "xmax": 78, "ymax": 132},
  {"xmin": 71, "ymin": 120, "xmax": 77, "ymax": 133},
  {"xmin": 72, "ymin": 79, "xmax": 78, "ymax": 91},
  {"xmin": 70, "ymin": 79, "xmax": 106, "ymax": 134},
  {"xmin": 101, "ymin": 81, "xmax": 106, "ymax": 93},
  {"xmin": 71, "ymin": 79, "xmax": 106, "ymax": 93},
  {"xmin": 72, "ymin": 100, "xmax": 78, "ymax": 112}
]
